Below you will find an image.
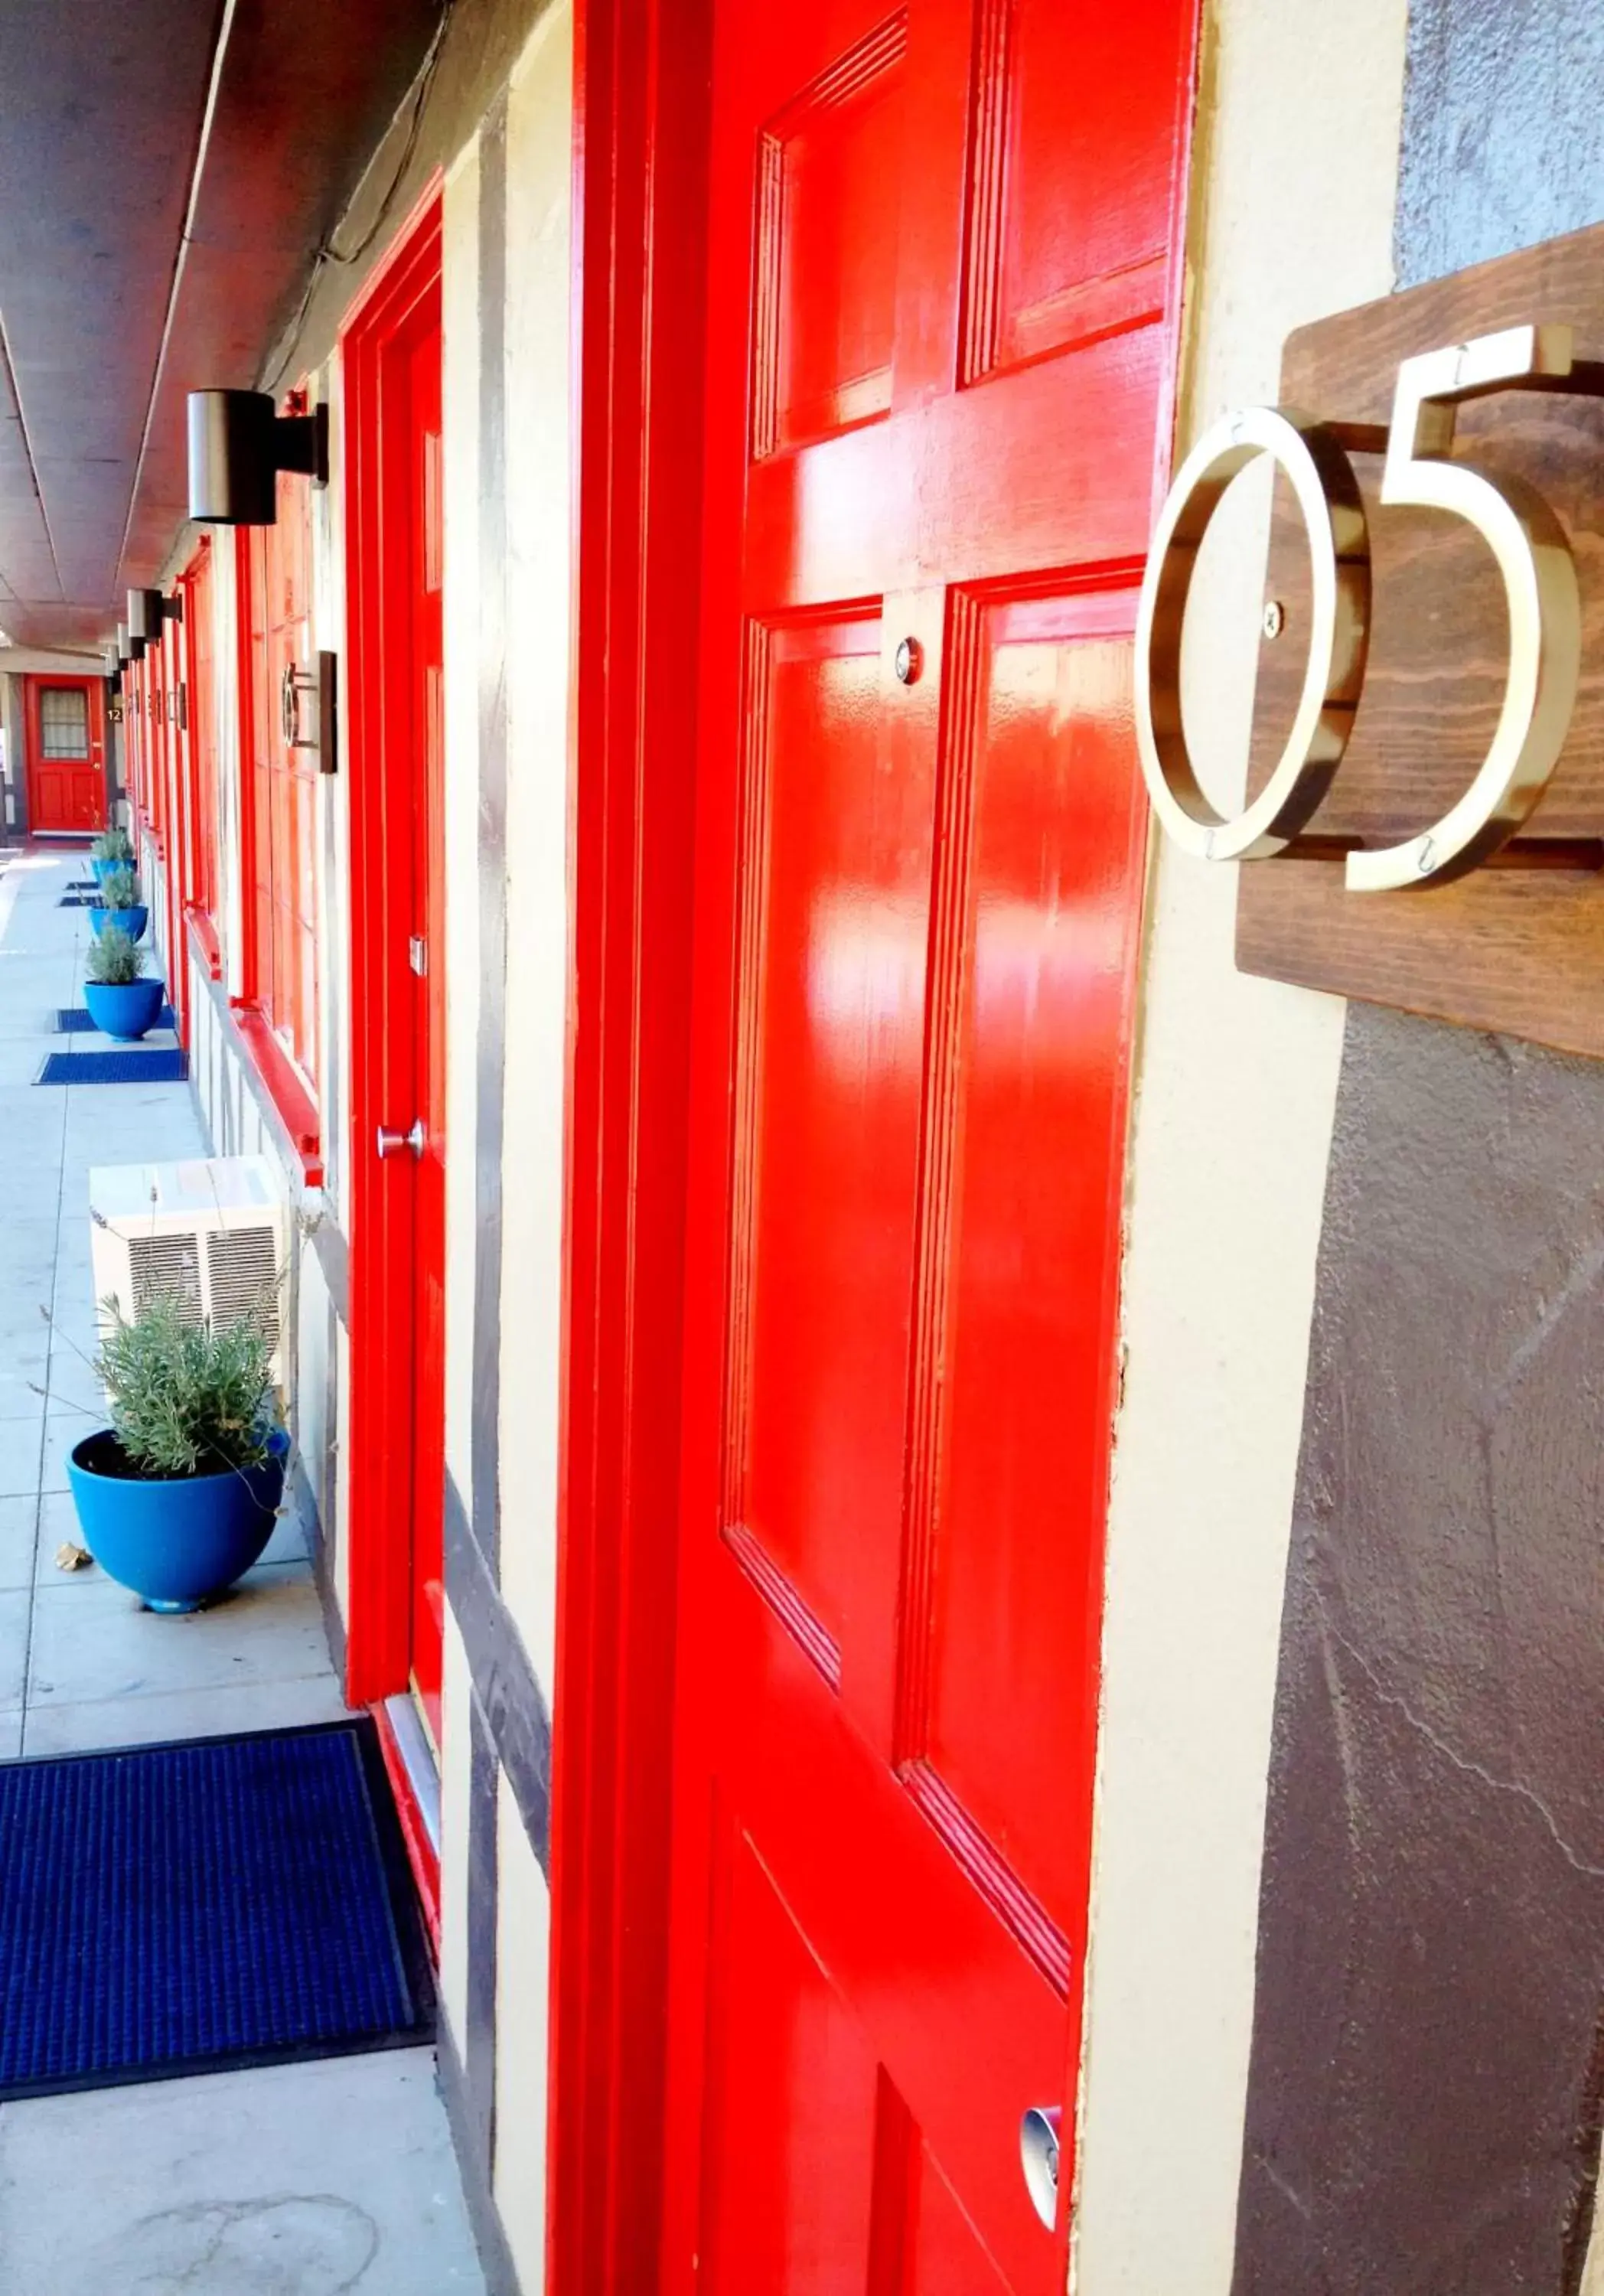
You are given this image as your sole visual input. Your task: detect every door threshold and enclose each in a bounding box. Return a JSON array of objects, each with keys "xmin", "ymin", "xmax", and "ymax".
[{"xmin": 374, "ymin": 1695, "xmax": 442, "ymax": 1951}]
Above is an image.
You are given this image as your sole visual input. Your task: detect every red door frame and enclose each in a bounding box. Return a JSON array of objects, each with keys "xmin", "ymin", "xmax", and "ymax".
[
  {"xmin": 23, "ymin": 673, "xmax": 106, "ymax": 835},
  {"xmin": 546, "ymin": 0, "xmax": 1198, "ymax": 2288},
  {"xmin": 342, "ymin": 178, "xmax": 446, "ymax": 1713},
  {"xmin": 178, "ymin": 540, "xmax": 225, "ymax": 985},
  {"xmin": 548, "ymin": 0, "xmax": 712, "ymax": 2284},
  {"xmin": 159, "ymin": 617, "xmax": 190, "ymax": 1042}
]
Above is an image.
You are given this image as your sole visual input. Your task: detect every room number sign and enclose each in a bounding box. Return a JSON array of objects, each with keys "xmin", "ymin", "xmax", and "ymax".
[{"xmin": 1134, "ymin": 322, "xmax": 1604, "ymax": 890}]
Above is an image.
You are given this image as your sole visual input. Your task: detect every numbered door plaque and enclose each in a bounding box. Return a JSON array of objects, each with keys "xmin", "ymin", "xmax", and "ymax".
[{"xmin": 1138, "ymin": 222, "xmax": 1604, "ymax": 1061}]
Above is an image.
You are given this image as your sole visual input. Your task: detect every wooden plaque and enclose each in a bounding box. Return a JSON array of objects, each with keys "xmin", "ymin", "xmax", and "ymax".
[{"xmin": 1234, "ymin": 220, "xmax": 1604, "ymax": 1059}]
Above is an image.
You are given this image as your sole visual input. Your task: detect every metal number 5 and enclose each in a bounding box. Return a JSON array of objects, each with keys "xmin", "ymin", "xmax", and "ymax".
[
  {"xmin": 1344, "ymin": 324, "xmax": 1583, "ymax": 889},
  {"xmin": 1136, "ymin": 322, "xmax": 1596, "ymax": 889}
]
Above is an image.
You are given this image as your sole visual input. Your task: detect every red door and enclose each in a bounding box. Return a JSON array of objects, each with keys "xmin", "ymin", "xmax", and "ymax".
[
  {"xmin": 663, "ymin": 1, "xmax": 1196, "ymax": 2287},
  {"xmin": 404, "ymin": 315, "xmax": 448, "ymax": 1739},
  {"xmin": 157, "ymin": 618, "xmax": 187, "ymax": 1039},
  {"xmin": 24, "ymin": 676, "xmax": 104, "ymax": 833},
  {"xmin": 343, "ymin": 198, "xmax": 447, "ymax": 1744}
]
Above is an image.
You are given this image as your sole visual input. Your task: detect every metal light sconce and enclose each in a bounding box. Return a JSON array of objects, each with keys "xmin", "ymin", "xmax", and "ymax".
[
  {"xmin": 281, "ymin": 651, "xmax": 340, "ymax": 775},
  {"xmin": 127, "ymin": 588, "xmax": 182, "ymax": 645},
  {"xmin": 187, "ymin": 389, "xmax": 328, "ymax": 526},
  {"xmin": 102, "ymin": 644, "xmax": 120, "ymax": 680},
  {"xmin": 116, "ymin": 622, "xmax": 145, "ymax": 666}
]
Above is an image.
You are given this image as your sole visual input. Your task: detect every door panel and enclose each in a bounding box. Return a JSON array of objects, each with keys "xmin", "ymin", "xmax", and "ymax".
[
  {"xmin": 667, "ymin": 0, "xmax": 1195, "ymax": 2284},
  {"xmin": 918, "ymin": 595, "xmax": 1145, "ymax": 1929},
  {"xmin": 760, "ymin": 15, "xmax": 907, "ymax": 454},
  {"xmin": 733, "ymin": 609, "xmax": 931, "ymax": 1668},
  {"xmin": 967, "ymin": 0, "xmax": 1188, "ymax": 379},
  {"xmin": 701, "ymin": 1818, "xmax": 882, "ymax": 2295}
]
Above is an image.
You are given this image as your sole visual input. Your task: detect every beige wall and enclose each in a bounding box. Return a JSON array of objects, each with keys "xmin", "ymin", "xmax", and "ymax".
[
  {"xmin": 1070, "ymin": 2, "xmax": 1410, "ymax": 2288},
  {"xmin": 442, "ymin": 138, "xmax": 484, "ymax": 1531},
  {"xmin": 435, "ymin": 12, "xmax": 570, "ymax": 2286},
  {"xmin": 497, "ymin": 0, "xmax": 572, "ymax": 1699}
]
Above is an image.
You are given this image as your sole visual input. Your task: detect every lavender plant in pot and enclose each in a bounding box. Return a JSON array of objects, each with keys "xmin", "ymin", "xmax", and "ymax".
[
  {"xmin": 83, "ymin": 923, "xmax": 165, "ymax": 1041},
  {"xmin": 90, "ymin": 865, "xmax": 148, "ymax": 944},
  {"xmin": 89, "ymin": 825, "xmax": 133, "ymax": 885},
  {"xmin": 66, "ymin": 1293, "xmax": 288, "ymax": 1613}
]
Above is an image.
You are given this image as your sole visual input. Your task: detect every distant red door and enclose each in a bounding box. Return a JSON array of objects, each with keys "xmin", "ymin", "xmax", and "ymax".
[
  {"xmin": 343, "ymin": 196, "xmax": 447, "ymax": 1746},
  {"xmin": 661, "ymin": 1, "xmax": 1197, "ymax": 2288},
  {"xmin": 24, "ymin": 676, "xmax": 104, "ymax": 833}
]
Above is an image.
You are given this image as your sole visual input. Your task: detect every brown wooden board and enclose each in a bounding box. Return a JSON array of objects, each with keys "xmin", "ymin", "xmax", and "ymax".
[{"xmin": 1234, "ymin": 219, "xmax": 1604, "ymax": 1058}]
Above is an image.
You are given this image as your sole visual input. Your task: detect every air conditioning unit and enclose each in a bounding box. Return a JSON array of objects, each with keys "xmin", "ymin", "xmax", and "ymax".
[{"xmin": 87, "ymin": 1156, "xmax": 291, "ymax": 1391}]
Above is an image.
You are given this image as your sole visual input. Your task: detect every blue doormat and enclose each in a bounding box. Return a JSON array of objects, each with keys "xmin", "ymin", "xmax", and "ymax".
[
  {"xmin": 54, "ymin": 1004, "xmax": 176, "ymax": 1034},
  {"xmin": 0, "ymin": 1720, "xmax": 435, "ymax": 2099},
  {"xmin": 36, "ymin": 1049, "xmax": 188, "ymax": 1084},
  {"xmin": 57, "ymin": 893, "xmax": 99, "ymax": 907}
]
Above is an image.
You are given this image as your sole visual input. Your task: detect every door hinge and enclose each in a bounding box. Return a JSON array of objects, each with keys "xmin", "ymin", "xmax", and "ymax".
[{"xmin": 409, "ymin": 935, "xmax": 428, "ymax": 977}]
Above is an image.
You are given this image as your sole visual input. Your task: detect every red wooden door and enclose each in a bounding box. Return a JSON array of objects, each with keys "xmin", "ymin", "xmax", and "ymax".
[
  {"xmin": 24, "ymin": 677, "xmax": 104, "ymax": 833},
  {"xmin": 342, "ymin": 195, "xmax": 447, "ymax": 1743},
  {"xmin": 405, "ymin": 315, "xmax": 448, "ymax": 1737},
  {"xmin": 663, "ymin": 1, "xmax": 1195, "ymax": 2288}
]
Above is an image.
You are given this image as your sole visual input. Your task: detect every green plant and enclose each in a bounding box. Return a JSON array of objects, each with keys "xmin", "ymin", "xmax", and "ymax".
[
  {"xmin": 91, "ymin": 826, "xmax": 133, "ymax": 865},
  {"xmin": 96, "ymin": 1293, "xmax": 279, "ymax": 1478},
  {"xmin": 99, "ymin": 866, "xmax": 142, "ymax": 910},
  {"xmin": 85, "ymin": 924, "xmax": 145, "ymax": 986}
]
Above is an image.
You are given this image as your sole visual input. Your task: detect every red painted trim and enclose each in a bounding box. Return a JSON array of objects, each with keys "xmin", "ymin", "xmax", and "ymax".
[
  {"xmin": 547, "ymin": 0, "xmax": 711, "ymax": 2285},
  {"xmin": 185, "ymin": 903, "xmax": 223, "ymax": 981},
  {"xmin": 180, "ymin": 536, "xmax": 220, "ymax": 934},
  {"xmin": 372, "ymin": 1700, "xmax": 442, "ymax": 1957},
  {"xmin": 341, "ymin": 188, "xmax": 445, "ymax": 1713},
  {"xmin": 233, "ymin": 528, "xmax": 260, "ymax": 1008},
  {"xmin": 228, "ymin": 1003, "xmax": 324, "ymax": 1184}
]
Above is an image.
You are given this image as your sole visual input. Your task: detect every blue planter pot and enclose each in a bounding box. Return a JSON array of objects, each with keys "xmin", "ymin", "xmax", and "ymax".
[
  {"xmin": 83, "ymin": 977, "xmax": 165, "ymax": 1042},
  {"xmin": 90, "ymin": 903, "xmax": 148, "ymax": 943},
  {"xmin": 89, "ymin": 856, "xmax": 125, "ymax": 884},
  {"xmin": 67, "ymin": 1427, "xmax": 288, "ymax": 1613}
]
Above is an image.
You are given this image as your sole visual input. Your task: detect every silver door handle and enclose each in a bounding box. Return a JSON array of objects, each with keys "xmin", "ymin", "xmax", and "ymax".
[
  {"xmin": 1020, "ymin": 2106, "xmax": 1061, "ymax": 2229},
  {"xmin": 376, "ymin": 1120, "xmax": 425, "ymax": 1159}
]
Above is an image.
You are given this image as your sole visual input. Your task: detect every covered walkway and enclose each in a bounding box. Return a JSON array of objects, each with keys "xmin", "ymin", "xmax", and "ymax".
[{"xmin": 0, "ymin": 849, "xmax": 484, "ymax": 2293}]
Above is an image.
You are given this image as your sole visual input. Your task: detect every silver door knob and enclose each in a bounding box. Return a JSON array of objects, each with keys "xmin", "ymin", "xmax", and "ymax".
[
  {"xmin": 1019, "ymin": 2106, "xmax": 1061, "ymax": 2229},
  {"xmin": 376, "ymin": 1120, "xmax": 426, "ymax": 1159}
]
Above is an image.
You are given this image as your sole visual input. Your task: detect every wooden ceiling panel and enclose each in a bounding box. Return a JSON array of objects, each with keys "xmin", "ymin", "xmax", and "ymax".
[{"xmin": 0, "ymin": 0, "xmax": 443, "ymax": 647}]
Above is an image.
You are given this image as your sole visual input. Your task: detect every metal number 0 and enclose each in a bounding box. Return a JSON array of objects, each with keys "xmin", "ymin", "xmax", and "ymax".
[
  {"xmin": 1133, "ymin": 406, "xmax": 1372, "ymax": 861},
  {"xmin": 1135, "ymin": 323, "xmax": 1593, "ymax": 890}
]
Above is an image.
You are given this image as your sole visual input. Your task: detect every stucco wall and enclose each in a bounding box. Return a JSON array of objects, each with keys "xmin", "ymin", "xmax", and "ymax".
[
  {"xmin": 1071, "ymin": 0, "xmax": 1410, "ymax": 2286},
  {"xmin": 435, "ymin": 12, "xmax": 572, "ymax": 2291}
]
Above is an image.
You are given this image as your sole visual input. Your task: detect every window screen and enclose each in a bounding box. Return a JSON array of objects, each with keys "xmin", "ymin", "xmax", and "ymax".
[{"xmin": 38, "ymin": 687, "xmax": 88, "ymax": 758}]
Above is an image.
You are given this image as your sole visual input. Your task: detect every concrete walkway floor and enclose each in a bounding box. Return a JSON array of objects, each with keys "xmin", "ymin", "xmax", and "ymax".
[{"xmin": 0, "ymin": 850, "xmax": 484, "ymax": 2294}]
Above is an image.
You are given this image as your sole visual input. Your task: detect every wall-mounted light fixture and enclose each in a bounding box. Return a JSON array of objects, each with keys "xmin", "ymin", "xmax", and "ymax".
[
  {"xmin": 187, "ymin": 389, "xmax": 328, "ymax": 526},
  {"xmin": 127, "ymin": 588, "xmax": 182, "ymax": 645},
  {"xmin": 102, "ymin": 644, "xmax": 120, "ymax": 680},
  {"xmin": 116, "ymin": 623, "xmax": 145, "ymax": 666}
]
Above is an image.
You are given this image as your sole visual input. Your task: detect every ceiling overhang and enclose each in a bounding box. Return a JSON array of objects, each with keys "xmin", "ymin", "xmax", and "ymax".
[{"xmin": 0, "ymin": 0, "xmax": 444, "ymax": 651}]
